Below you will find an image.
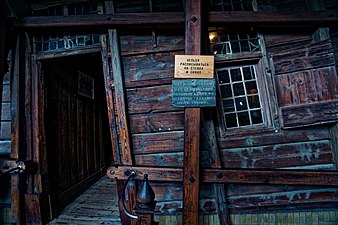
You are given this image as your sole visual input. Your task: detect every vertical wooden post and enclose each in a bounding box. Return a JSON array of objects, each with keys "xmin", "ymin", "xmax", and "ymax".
[{"xmin": 183, "ymin": 0, "xmax": 202, "ymax": 225}]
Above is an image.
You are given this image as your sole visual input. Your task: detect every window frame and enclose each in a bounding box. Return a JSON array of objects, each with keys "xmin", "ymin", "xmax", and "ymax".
[{"xmin": 213, "ymin": 33, "xmax": 277, "ymax": 138}]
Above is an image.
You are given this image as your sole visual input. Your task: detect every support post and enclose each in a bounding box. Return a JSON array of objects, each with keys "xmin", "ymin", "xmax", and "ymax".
[{"xmin": 183, "ymin": 0, "xmax": 202, "ymax": 225}]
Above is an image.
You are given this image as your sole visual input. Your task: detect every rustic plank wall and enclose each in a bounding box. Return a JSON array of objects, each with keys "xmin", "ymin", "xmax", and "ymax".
[
  {"xmin": 120, "ymin": 29, "xmax": 218, "ymax": 214},
  {"xmin": 0, "ymin": 71, "xmax": 10, "ymax": 156},
  {"xmin": 214, "ymin": 1, "xmax": 338, "ymax": 212},
  {"xmin": 0, "ymin": 70, "xmax": 11, "ymax": 225}
]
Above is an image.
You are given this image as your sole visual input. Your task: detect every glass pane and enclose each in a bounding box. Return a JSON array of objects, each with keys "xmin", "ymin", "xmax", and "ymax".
[
  {"xmin": 240, "ymin": 40, "xmax": 250, "ymax": 52},
  {"xmin": 212, "ymin": 44, "xmax": 224, "ymax": 55},
  {"xmin": 230, "ymin": 68, "xmax": 241, "ymax": 82},
  {"xmin": 58, "ymin": 40, "xmax": 64, "ymax": 49},
  {"xmin": 251, "ymin": 110, "xmax": 263, "ymax": 124},
  {"xmin": 238, "ymin": 112, "xmax": 250, "ymax": 126},
  {"xmin": 233, "ymin": 83, "xmax": 245, "ymax": 96},
  {"xmin": 50, "ymin": 41, "xmax": 57, "ymax": 50},
  {"xmin": 220, "ymin": 85, "xmax": 232, "ymax": 98},
  {"xmin": 43, "ymin": 42, "xmax": 49, "ymax": 51},
  {"xmin": 217, "ymin": 70, "xmax": 230, "ymax": 83},
  {"xmin": 235, "ymin": 97, "xmax": 247, "ymax": 111},
  {"xmin": 231, "ymin": 41, "xmax": 240, "ymax": 53},
  {"xmin": 243, "ymin": 66, "xmax": 255, "ymax": 80},
  {"xmin": 222, "ymin": 99, "xmax": 235, "ymax": 112},
  {"xmin": 245, "ymin": 81, "xmax": 258, "ymax": 94},
  {"xmin": 225, "ymin": 113, "xmax": 237, "ymax": 128},
  {"xmin": 248, "ymin": 95, "xmax": 260, "ymax": 108}
]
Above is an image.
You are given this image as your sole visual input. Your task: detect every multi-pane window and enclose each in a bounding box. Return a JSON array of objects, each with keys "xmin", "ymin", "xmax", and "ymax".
[
  {"xmin": 210, "ymin": 0, "xmax": 254, "ymax": 11},
  {"xmin": 209, "ymin": 27, "xmax": 268, "ymax": 130},
  {"xmin": 209, "ymin": 29, "xmax": 261, "ymax": 55},
  {"xmin": 216, "ymin": 65, "xmax": 263, "ymax": 128},
  {"xmin": 34, "ymin": 34, "xmax": 100, "ymax": 53}
]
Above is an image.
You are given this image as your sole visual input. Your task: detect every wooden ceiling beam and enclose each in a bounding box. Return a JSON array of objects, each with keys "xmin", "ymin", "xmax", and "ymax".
[
  {"xmin": 208, "ymin": 11, "xmax": 338, "ymax": 27},
  {"xmin": 11, "ymin": 11, "xmax": 338, "ymax": 30}
]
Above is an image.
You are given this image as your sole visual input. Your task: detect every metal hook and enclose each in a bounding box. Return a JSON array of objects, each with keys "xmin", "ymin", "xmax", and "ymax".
[{"xmin": 121, "ymin": 170, "xmax": 138, "ymax": 219}]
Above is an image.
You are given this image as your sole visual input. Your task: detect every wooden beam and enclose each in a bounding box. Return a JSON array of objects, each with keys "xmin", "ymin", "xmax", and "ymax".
[
  {"xmin": 12, "ymin": 12, "xmax": 185, "ymax": 29},
  {"xmin": 108, "ymin": 29, "xmax": 133, "ymax": 165},
  {"xmin": 183, "ymin": 0, "xmax": 202, "ymax": 224},
  {"xmin": 11, "ymin": 11, "xmax": 338, "ymax": 30},
  {"xmin": 107, "ymin": 166, "xmax": 338, "ymax": 186},
  {"xmin": 202, "ymin": 117, "xmax": 230, "ymax": 225},
  {"xmin": 100, "ymin": 35, "xmax": 121, "ymax": 165},
  {"xmin": 208, "ymin": 11, "xmax": 338, "ymax": 27}
]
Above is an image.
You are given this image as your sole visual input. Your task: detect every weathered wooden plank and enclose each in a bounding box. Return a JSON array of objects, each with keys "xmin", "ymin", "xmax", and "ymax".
[
  {"xmin": 129, "ymin": 111, "xmax": 184, "ymax": 133},
  {"xmin": 126, "ymin": 85, "xmax": 177, "ymax": 114},
  {"xmin": 120, "ymin": 31, "xmax": 184, "ymax": 56},
  {"xmin": 2, "ymin": 84, "xmax": 10, "ymax": 102},
  {"xmin": 228, "ymin": 188, "xmax": 338, "ymax": 209},
  {"xmin": 0, "ymin": 140, "xmax": 10, "ymax": 155},
  {"xmin": 13, "ymin": 11, "xmax": 338, "ymax": 30},
  {"xmin": 218, "ymin": 126, "xmax": 330, "ymax": 149},
  {"xmin": 100, "ymin": 35, "xmax": 120, "ymax": 164},
  {"xmin": 109, "ymin": 29, "xmax": 132, "ymax": 165},
  {"xmin": 329, "ymin": 124, "xmax": 338, "ymax": 169},
  {"xmin": 264, "ymin": 34, "xmax": 312, "ymax": 48},
  {"xmin": 107, "ymin": 166, "xmax": 338, "ymax": 186},
  {"xmin": 10, "ymin": 37, "xmax": 20, "ymax": 160},
  {"xmin": 204, "ymin": 116, "xmax": 230, "ymax": 225},
  {"xmin": 13, "ymin": 12, "xmax": 185, "ymax": 29},
  {"xmin": 272, "ymin": 40, "xmax": 335, "ymax": 75},
  {"xmin": 275, "ymin": 64, "xmax": 338, "ymax": 110},
  {"xmin": 183, "ymin": 0, "xmax": 202, "ymax": 224},
  {"xmin": 280, "ymin": 100, "xmax": 338, "ymax": 128},
  {"xmin": 123, "ymin": 51, "xmax": 178, "ymax": 88},
  {"xmin": 220, "ymin": 140, "xmax": 333, "ymax": 169},
  {"xmin": 135, "ymin": 152, "xmax": 184, "ymax": 167},
  {"xmin": 132, "ymin": 131, "xmax": 184, "ymax": 154},
  {"xmin": 0, "ymin": 121, "xmax": 10, "ymax": 139}
]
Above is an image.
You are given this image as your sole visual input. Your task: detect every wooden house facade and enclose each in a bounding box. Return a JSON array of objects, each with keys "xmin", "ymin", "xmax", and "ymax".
[{"xmin": 1, "ymin": 0, "xmax": 338, "ymax": 224}]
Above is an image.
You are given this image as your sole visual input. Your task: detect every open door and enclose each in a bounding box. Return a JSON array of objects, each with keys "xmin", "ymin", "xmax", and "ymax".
[{"xmin": 41, "ymin": 54, "xmax": 112, "ymax": 217}]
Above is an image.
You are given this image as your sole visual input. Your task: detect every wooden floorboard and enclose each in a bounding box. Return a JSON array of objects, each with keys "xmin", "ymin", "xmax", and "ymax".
[{"xmin": 48, "ymin": 176, "xmax": 121, "ymax": 225}]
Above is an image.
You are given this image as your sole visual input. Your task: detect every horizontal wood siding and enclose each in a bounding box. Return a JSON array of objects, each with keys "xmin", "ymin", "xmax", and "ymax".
[
  {"xmin": 267, "ymin": 34, "xmax": 338, "ymax": 128},
  {"xmin": 121, "ymin": 30, "xmax": 185, "ymax": 169},
  {"xmin": 217, "ymin": 26, "xmax": 338, "ymax": 210},
  {"xmin": 0, "ymin": 72, "xmax": 10, "ymax": 155}
]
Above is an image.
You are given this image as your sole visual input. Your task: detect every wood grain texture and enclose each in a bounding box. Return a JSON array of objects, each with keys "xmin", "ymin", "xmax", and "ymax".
[
  {"xmin": 132, "ymin": 131, "xmax": 184, "ymax": 154},
  {"xmin": 101, "ymin": 35, "xmax": 121, "ymax": 164},
  {"xmin": 107, "ymin": 166, "xmax": 338, "ymax": 186},
  {"xmin": 126, "ymin": 85, "xmax": 176, "ymax": 114},
  {"xmin": 220, "ymin": 140, "xmax": 334, "ymax": 169},
  {"xmin": 280, "ymin": 100, "xmax": 338, "ymax": 128},
  {"xmin": 183, "ymin": 0, "xmax": 202, "ymax": 224},
  {"xmin": 109, "ymin": 29, "xmax": 133, "ymax": 165},
  {"xmin": 129, "ymin": 111, "xmax": 184, "ymax": 134}
]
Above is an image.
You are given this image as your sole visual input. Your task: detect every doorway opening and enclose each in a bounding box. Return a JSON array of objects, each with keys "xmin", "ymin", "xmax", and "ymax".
[{"xmin": 41, "ymin": 54, "xmax": 112, "ymax": 216}]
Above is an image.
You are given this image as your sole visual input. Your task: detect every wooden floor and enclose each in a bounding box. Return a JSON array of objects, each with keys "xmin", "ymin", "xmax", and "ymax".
[{"xmin": 48, "ymin": 176, "xmax": 121, "ymax": 225}]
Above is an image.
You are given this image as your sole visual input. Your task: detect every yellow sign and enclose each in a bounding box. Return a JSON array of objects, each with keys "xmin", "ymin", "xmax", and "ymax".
[{"xmin": 174, "ymin": 55, "xmax": 214, "ymax": 78}]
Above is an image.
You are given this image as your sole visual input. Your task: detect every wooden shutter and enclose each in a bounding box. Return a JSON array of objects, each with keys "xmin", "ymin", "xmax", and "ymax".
[{"xmin": 269, "ymin": 37, "xmax": 338, "ymax": 128}]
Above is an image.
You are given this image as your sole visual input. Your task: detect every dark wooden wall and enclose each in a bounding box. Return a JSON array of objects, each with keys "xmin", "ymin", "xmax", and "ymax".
[
  {"xmin": 113, "ymin": 1, "xmax": 338, "ymax": 215},
  {"xmin": 42, "ymin": 55, "xmax": 111, "ymax": 212}
]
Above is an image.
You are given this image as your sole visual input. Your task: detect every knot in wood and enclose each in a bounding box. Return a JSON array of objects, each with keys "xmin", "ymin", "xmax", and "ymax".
[
  {"xmin": 188, "ymin": 175, "xmax": 196, "ymax": 183},
  {"xmin": 190, "ymin": 15, "xmax": 198, "ymax": 23}
]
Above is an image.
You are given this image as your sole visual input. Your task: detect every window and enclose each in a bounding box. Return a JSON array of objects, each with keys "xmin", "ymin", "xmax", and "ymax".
[
  {"xmin": 210, "ymin": 0, "xmax": 255, "ymax": 11},
  {"xmin": 209, "ymin": 28, "xmax": 272, "ymax": 131},
  {"xmin": 217, "ymin": 65, "xmax": 263, "ymax": 128}
]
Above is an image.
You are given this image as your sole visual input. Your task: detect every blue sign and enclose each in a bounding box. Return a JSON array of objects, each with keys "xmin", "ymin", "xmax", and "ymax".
[{"xmin": 172, "ymin": 79, "xmax": 216, "ymax": 107}]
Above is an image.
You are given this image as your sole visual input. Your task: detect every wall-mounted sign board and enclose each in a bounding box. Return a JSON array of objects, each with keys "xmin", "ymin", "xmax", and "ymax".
[
  {"xmin": 174, "ymin": 55, "xmax": 214, "ymax": 79},
  {"xmin": 172, "ymin": 79, "xmax": 216, "ymax": 107}
]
